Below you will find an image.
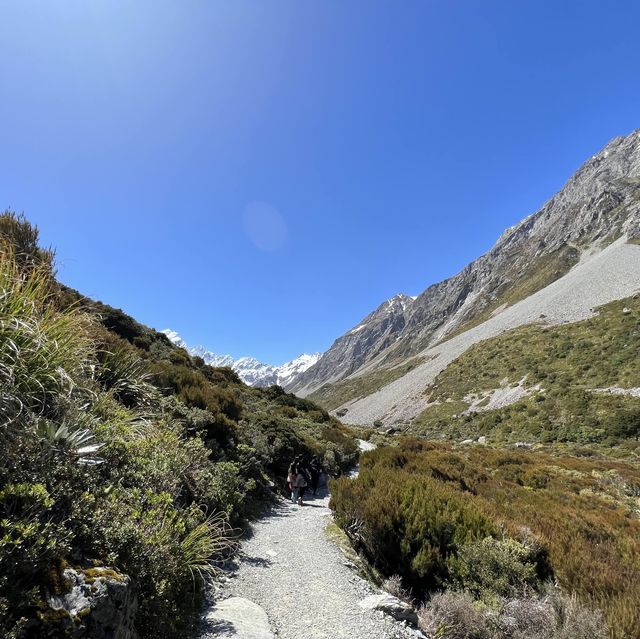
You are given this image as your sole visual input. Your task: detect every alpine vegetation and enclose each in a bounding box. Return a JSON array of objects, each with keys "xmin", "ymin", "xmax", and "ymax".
[{"xmin": 0, "ymin": 212, "xmax": 357, "ymax": 638}]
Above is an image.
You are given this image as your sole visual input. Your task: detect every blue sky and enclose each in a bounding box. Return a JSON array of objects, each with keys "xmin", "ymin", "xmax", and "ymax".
[{"xmin": 1, "ymin": 1, "xmax": 640, "ymax": 364}]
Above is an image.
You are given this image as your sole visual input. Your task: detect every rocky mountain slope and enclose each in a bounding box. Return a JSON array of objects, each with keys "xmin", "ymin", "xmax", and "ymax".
[
  {"xmin": 291, "ymin": 129, "xmax": 640, "ymax": 405},
  {"xmin": 162, "ymin": 329, "xmax": 321, "ymax": 387},
  {"xmin": 287, "ymin": 294, "xmax": 416, "ymax": 393}
]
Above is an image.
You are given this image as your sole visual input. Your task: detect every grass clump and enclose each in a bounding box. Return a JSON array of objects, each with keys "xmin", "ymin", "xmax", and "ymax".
[{"xmin": 417, "ymin": 589, "xmax": 606, "ymax": 639}]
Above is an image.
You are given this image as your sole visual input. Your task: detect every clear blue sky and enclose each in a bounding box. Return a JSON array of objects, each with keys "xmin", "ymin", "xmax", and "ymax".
[{"xmin": 1, "ymin": 1, "xmax": 640, "ymax": 364}]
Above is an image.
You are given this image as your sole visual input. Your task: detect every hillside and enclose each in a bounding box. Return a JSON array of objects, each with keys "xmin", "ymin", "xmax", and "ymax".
[
  {"xmin": 0, "ymin": 213, "xmax": 357, "ymax": 639},
  {"xmin": 294, "ymin": 129, "xmax": 640, "ymax": 399},
  {"xmin": 409, "ymin": 295, "xmax": 640, "ymax": 447}
]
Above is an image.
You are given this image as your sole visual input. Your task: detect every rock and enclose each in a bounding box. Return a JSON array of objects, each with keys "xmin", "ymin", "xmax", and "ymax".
[
  {"xmin": 336, "ymin": 408, "xmax": 349, "ymax": 417},
  {"xmin": 205, "ymin": 597, "xmax": 274, "ymax": 639},
  {"xmin": 460, "ymin": 439, "xmax": 474, "ymax": 445},
  {"xmin": 384, "ymin": 427, "xmax": 398, "ymax": 435},
  {"xmin": 514, "ymin": 441, "xmax": 532, "ymax": 449},
  {"xmin": 477, "ymin": 436, "xmax": 488, "ymax": 445},
  {"xmin": 623, "ymin": 307, "xmax": 631, "ymax": 314},
  {"xmin": 359, "ymin": 594, "xmax": 418, "ymax": 625},
  {"xmin": 44, "ymin": 566, "xmax": 137, "ymax": 638}
]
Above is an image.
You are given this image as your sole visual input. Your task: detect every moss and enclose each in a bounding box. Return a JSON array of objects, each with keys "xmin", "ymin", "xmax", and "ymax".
[
  {"xmin": 37, "ymin": 606, "xmax": 72, "ymax": 624},
  {"xmin": 46, "ymin": 559, "xmax": 72, "ymax": 596},
  {"xmin": 83, "ymin": 567, "xmax": 126, "ymax": 584}
]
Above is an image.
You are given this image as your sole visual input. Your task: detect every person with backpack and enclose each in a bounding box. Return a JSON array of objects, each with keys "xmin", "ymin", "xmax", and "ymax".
[
  {"xmin": 309, "ymin": 456, "xmax": 322, "ymax": 495},
  {"xmin": 294, "ymin": 466, "xmax": 308, "ymax": 505}
]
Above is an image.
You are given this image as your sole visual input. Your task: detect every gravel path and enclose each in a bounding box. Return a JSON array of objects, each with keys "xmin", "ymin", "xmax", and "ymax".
[
  {"xmin": 202, "ymin": 486, "xmax": 417, "ymax": 639},
  {"xmin": 341, "ymin": 239, "xmax": 640, "ymax": 426}
]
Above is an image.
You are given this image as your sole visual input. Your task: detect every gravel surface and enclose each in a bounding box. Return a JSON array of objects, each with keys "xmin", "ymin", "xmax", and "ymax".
[
  {"xmin": 341, "ymin": 239, "xmax": 640, "ymax": 426},
  {"xmin": 463, "ymin": 379, "xmax": 538, "ymax": 414},
  {"xmin": 593, "ymin": 386, "xmax": 640, "ymax": 398},
  {"xmin": 202, "ymin": 489, "xmax": 418, "ymax": 639}
]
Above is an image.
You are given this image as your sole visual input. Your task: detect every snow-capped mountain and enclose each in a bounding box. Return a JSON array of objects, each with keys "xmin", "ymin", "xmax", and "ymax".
[{"xmin": 161, "ymin": 330, "xmax": 321, "ymax": 389}]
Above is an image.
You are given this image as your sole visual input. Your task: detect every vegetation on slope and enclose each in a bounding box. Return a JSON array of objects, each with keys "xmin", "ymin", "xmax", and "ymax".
[
  {"xmin": 410, "ymin": 296, "xmax": 640, "ymax": 450},
  {"xmin": 308, "ymin": 356, "xmax": 426, "ymax": 412},
  {"xmin": 0, "ymin": 212, "xmax": 357, "ymax": 638},
  {"xmin": 330, "ymin": 439, "xmax": 640, "ymax": 639}
]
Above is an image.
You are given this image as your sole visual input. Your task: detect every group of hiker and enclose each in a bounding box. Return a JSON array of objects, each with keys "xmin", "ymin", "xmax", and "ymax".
[{"xmin": 287, "ymin": 455, "xmax": 323, "ymax": 505}]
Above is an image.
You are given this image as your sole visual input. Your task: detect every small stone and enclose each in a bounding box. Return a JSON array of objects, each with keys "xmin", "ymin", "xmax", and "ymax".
[
  {"xmin": 477, "ymin": 436, "xmax": 487, "ymax": 445},
  {"xmin": 359, "ymin": 593, "xmax": 418, "ymax": 625},
  {"xmin": 623, "ymin": 307, "xmax": 631, "ymax": 314},
  {"xmin": 206, "ymin": 597, "xmax": 274, "ymax": 639}
]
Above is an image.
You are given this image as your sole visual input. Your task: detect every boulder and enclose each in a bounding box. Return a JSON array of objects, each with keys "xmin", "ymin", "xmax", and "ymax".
[
  {"xmin": 359, "ymin": 593, "xmax": 418, "ymax": 625},
  {"xmin": 44, "ymin": 566, "xmax": 137, "ymax": 638},
  {"xmin": 205, "ymin": 597, "xmax": 274, "ymax": 639}
]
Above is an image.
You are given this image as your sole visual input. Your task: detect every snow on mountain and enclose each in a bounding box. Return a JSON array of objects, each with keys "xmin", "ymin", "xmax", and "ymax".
[
  {"xmin": 161, "ymin": 330, "xmax": 321, "ymax": 389},
  {"xmin": 277, "ymin": 353, "xmax": 322, "ymax": 387}
]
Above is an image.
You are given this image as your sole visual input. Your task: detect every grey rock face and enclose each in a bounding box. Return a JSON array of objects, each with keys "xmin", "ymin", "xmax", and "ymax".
[
  {"xmin": 293, "ymin": 129, "xmax": 640, "ymax": 396},
  {"xmin": 45, "ymin": 566, "xmax": 137, "ymax": 639}
]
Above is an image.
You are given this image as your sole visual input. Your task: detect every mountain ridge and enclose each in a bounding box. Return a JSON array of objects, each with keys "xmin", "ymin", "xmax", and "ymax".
[
  {"xmin": 161, "ymin": 329, "xmax": 321, "ymax": 388},
  {"xmin": 291, "ymin": 129, "xmax": 640, "ymax": 398}
]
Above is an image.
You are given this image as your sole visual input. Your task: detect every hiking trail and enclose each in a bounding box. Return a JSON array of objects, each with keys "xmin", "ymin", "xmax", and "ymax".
[{"xmin": 201, "ymin": 442, "xmax": 419, "ymax": 639}]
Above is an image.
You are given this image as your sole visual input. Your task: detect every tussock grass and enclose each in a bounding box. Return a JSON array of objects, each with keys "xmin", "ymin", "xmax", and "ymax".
[{"xmin": 0, "ymin": 243, "xmax": 93, "ymax": 421}]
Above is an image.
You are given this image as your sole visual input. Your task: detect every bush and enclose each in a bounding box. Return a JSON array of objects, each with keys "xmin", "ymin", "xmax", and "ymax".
[
  {"xmin": 381, "ymin": 574, "xmax": 410, "ymax": 602},
  {"xmin": 418, "ymin": 589, "xmax": 606, "ymax": 639},
  {"xmin": 331, "ymin": 439, "xmax": 640, "ymax": 638},
  {"xmin": 448, "ymin": 536, "xmax": 547, "ymax": 602},
  {"xmin": 418, "ymin": 591, "xmax": 490, "ymax": 639}
]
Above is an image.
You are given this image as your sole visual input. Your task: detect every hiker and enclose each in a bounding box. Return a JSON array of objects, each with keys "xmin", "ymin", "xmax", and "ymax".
[
  {"xmin": 287, "ymin": 462, "xmax": 298, "ymax": 504},
  {"xmin": 294, "ymin": 466, "xmax": 308, "ymax": 505},
  {"xmin": 309, "ymin": 456, "xmax": 322, "ymax": 495}
]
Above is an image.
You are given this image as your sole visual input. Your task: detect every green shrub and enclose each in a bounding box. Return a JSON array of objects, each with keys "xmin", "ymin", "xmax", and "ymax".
[{"xmin": 448, "ymin": 537, "xmax": 546, "ymax": 602}]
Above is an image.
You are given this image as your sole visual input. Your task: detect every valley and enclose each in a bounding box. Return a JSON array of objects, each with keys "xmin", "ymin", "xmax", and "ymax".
[{"xmin": 2, "ymin": 130, "xmax": 640, "ymax": 639}]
